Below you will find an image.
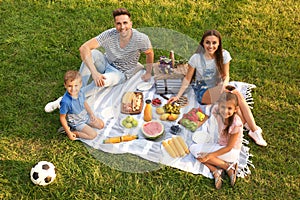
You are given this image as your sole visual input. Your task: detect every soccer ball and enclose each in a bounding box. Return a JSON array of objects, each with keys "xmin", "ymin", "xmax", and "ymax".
[{"xmin": 30, "ymin": 161, "xmax": 56, "ymax": 186}]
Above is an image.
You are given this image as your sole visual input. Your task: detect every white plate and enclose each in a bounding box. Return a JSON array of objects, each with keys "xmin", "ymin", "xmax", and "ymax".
[
  {"xmin": 192, "ymin": 131, "xmax": 211, "ymax": 144},
  {"xmin": 101, "ymin": 106, "xmax": 114, "ymax": 119},
  {"xmin": 137, "ymin": 82, "xmax": 153, "ymax": 91}
]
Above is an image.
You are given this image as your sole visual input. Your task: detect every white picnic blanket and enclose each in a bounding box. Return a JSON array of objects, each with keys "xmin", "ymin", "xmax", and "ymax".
[{"xmin": 79, "ymin": 70, "xmax": 254, "ymax": 178}]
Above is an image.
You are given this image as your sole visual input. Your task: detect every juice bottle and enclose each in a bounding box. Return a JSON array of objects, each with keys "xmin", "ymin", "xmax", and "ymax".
[{"xmin": 143, "ymin": 99, "xmax": 152, "ymax": 122}]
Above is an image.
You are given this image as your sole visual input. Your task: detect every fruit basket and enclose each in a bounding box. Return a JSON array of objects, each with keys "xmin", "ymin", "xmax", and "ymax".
[{"xmin": 153, "ymin": 62, "xmax": 189, "ymax": 94}]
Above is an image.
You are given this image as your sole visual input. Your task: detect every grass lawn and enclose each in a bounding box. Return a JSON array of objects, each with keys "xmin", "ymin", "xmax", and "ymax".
[{"xmin": 0, "ymin": 0, "xmax": 299, "ymax": 199}]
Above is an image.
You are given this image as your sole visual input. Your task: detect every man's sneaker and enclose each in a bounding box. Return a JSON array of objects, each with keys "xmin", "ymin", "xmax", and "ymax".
[
  {"xmin": 248, "ymin": 126, "xmax": 268, "ymax": 147},
  {"xmin": 44, "ymin": 96, "xmax": 62, "ymax": 113}
]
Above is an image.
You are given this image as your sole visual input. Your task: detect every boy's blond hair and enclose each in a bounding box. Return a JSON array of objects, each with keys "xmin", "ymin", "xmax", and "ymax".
[{"xmin": 64, "ymin": 70, "xmax": 81, "ymax": 83}]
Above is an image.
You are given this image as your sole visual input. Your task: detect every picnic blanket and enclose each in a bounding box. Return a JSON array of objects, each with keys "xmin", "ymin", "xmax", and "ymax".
[{"xmin": 79, "ymin": 69, "xmax": 255, "ymax": 178}]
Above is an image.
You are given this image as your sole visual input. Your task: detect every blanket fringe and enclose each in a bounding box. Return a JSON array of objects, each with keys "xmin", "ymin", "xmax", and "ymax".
[
  {"xmin": 242, "ymin": 138, "xmax": 250, "ymax": 145},
  {"xmin": 245, "ymin": 88, "xmax": 254, "ymax": 109},
  {"xmin": 238, "ymin": 141, "xmax": 254, "ymax": 178}
]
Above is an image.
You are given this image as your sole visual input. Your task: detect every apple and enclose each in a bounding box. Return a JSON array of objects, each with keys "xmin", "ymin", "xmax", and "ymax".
[
  {"xmin": 168, "ymin": 113, "xmax": 179, "ymax": 121},
  {"xmin": 160, "ymin": 113, "xmax": 170, "ymax": 121}
]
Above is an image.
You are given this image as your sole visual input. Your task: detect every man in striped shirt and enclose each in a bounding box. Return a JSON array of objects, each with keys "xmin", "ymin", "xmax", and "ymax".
[{"xmin": 45, "ymin": 8, "xmax": 154, "ymax": 113}]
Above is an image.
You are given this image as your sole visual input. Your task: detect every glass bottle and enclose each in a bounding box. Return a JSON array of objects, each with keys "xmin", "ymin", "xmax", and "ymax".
[
  {"xmin": 169, "ymin": 50, "xmax": 175, "ymax": 68},
  {"xmin": 143, "ymin": 99, "xmax": 152, "ymax": 122}
]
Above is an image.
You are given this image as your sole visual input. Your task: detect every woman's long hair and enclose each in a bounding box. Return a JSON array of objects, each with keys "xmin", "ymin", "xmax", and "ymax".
[
  {"xmin": 217, "ymin": 92, "xmax": 239, "ymax": 136},
  {"xmin": 195, "ymin": 30, "xmax": 224, "ymax": 76}
]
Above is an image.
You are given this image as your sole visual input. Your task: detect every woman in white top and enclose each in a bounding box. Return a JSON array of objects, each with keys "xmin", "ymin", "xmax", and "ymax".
[{"xmin": 168, "ymin": 30, "xmax": 267, "ymax": 146}]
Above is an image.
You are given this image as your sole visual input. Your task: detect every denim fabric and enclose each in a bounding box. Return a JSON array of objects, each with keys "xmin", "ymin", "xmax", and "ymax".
[
  {"xmin": 79, "ymin": 49, "xmax": 126, "ymax": 95},
  {"xmin": 192, "ymin": 81, "xmax": 208, "ymax": 104}
]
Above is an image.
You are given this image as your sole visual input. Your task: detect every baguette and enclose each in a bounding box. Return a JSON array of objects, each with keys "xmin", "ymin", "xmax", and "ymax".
[
  {"xmin": 121, "ymin": 135, "xmax": 138, "ymax": 142},
  {"xmin": 176, "ymin": 136, "xmax": 190, "ymax": 154},
  {"xmin": 103, "ymin": 137, "xmax": 121, "ymax": 144},
  {"xmin": 172, "ymin": 136, "xmax": 186, "ymax": 157},
  {"xmin": 162, "ymin": 140, "xmax": 177, "ymax": 158},
  {"xmin": 168, "ymin": 139, "xmax": 179, "ymax": 157},
  {"xmin": 104, "ymin": 135, "xmax": 137, "ymax": 144}
]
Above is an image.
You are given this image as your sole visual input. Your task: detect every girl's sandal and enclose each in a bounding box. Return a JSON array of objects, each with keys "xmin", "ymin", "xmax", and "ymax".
[
  {"xmin": 212, "ymin": 169, "xmax": 224, "ymax": 189},
  {"xmin": 226, "ymin": 162, "xmax": 238, "ymax": 187}
]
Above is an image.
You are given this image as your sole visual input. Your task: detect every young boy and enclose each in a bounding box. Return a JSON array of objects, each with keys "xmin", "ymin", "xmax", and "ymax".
[{"xmin": 60, "ymin": 70, "xmax": 104, "ymax": 140}]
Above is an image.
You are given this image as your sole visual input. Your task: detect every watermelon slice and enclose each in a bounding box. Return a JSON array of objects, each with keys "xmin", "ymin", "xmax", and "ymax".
[{"xmin": 142, "ymin": 121, "xmax": 164, "ymax": 140}]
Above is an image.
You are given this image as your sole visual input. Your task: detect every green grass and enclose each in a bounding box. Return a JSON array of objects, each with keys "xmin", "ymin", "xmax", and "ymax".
[{"xmin": 1, "ymin": 0, "xmax": 299, "ymax": 199}]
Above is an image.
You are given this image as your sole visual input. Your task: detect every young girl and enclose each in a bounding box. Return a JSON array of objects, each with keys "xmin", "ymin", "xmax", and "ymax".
[
  {"xmin": 169, "ymin": 29, "xmax": 267, "ymax": 146},
  {"xmin": 59, "ymin": 70, "xmax": 104, "ymax": 140},
  {"xmin": 190, "ymin": 92, "xmax": 243, "ymax": 189}
]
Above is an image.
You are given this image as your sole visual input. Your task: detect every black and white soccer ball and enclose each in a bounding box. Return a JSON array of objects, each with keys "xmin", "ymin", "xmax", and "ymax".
[{"xmin": 30, "ymin": 161, "xmax": 56, "ymax": 186}]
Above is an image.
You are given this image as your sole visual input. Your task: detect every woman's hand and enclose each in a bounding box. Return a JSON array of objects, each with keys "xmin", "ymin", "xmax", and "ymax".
[{"xmin": 167, "ymin": 96, "xmax": 179, "ymax": 104}]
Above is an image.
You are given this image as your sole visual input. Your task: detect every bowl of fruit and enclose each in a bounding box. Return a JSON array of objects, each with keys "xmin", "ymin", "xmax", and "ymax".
[
  {"xmin": 155, "ymin": 103, "xmax": 181, "ymax": 121},
  {"xmin": 121, "ymin": 116, "xmax": 139, "ymax": 129}
]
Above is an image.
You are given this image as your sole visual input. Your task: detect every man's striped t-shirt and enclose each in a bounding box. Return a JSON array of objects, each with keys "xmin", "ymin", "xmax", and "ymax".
[{"xmin": 95, "ymin": 28, "xmax": 152, "ymax": 79}]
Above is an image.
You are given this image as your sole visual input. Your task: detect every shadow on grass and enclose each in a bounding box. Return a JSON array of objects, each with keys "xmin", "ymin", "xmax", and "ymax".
[{"xmin": 84, "ymin": 144, "xmax": 163, "ymax": 173}]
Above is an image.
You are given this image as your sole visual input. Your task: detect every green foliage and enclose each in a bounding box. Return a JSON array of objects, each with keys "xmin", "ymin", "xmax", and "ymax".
[{"xmin": 0, "ymin": 0, "xmax": 299, "ymax": 199}]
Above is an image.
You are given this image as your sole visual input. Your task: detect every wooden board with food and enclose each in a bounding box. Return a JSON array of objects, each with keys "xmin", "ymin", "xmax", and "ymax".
[
  {"xmin": 178, "ymin": 108, "xmax": 208, "ymax": 132},
  {"xmin": 121, "ymin": 92, "xmax": 144, "ymax": 114}
]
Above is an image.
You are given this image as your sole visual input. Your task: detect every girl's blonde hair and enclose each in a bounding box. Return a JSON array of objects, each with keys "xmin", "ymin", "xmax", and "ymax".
[{"xmin": 64, "ymin": 70, "xmax": 81, "ymax": 84}]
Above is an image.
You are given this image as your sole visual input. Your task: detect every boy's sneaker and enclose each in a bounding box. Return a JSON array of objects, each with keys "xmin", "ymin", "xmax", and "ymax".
[
  {"xmin": 248, "ymin": 126, "xmax": 268, "ymax": 147},
  {"xmin": 57, "ymin": 126, "xmax": 66, "ymax": 134},
  {"xmin": 44, "ymin": 96, "xmax": 62, "ymax": 113}
]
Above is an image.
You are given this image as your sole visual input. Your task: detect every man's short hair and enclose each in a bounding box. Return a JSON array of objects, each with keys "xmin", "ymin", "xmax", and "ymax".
[{"xmin": 112, "ymin": 8, "xmax": 131, "ymax": 19}]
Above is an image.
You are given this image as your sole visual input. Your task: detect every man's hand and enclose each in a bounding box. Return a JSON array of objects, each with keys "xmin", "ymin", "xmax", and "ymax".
[
  {"xmin": 92, "ymin": 72, "xmax": 106, "ymax": 87},
  {"xmin": 141, "ymin": 72, "xmax": 151, "ymax": 82}
]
